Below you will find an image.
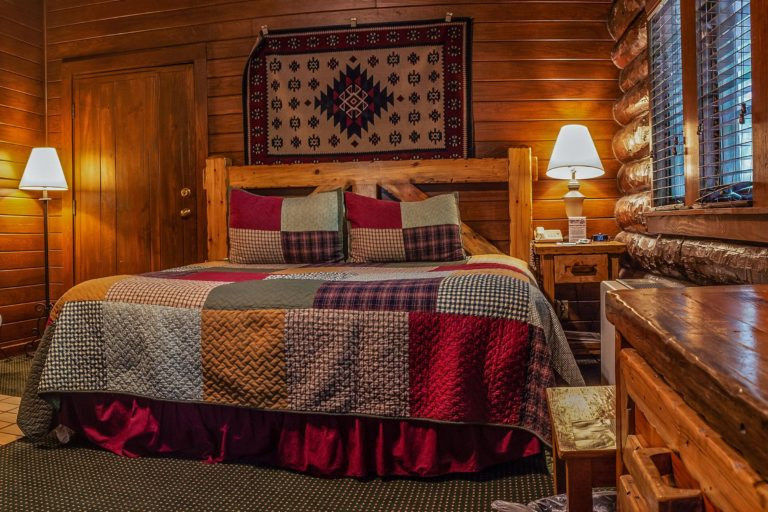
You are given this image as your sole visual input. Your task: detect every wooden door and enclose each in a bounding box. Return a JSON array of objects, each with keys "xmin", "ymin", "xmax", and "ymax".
[{"xmin": 73, "ymin": 65, "xmax": 198, "ymax": 283}]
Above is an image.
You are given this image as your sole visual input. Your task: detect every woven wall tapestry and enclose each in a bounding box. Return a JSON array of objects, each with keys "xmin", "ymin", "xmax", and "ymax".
[{"xmin": 243, "ymin": 18, "xmax": 473, "ymax": 164}]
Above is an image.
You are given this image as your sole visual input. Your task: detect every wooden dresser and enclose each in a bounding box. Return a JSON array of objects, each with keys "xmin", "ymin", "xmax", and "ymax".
[{"xmin": 606, "ymin": 286, "xmax": 768, "ymax": 512}]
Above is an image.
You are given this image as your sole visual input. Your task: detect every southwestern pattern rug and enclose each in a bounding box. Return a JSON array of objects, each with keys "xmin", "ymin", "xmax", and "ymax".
[{"xmin": 243, "ymin": 18, "xmax": 473, "ymax": 164}]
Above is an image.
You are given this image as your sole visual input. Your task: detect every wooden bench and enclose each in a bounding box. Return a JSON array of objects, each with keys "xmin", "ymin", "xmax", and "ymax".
[{"xmin": 546, "ymin": 385, "xmax": 616, "ymax": 512}]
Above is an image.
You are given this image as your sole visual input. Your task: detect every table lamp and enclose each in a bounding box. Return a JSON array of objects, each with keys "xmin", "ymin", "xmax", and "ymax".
[
  {"xmin": 546, "ymin": 125, "xmax": 604, "ymax": 217},
  {"xmin": 19, "ymin": 148, "xmax": 68, "ymax": 324}
]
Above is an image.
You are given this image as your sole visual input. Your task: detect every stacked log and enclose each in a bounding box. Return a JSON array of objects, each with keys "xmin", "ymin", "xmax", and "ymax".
[
  {"xmin": 617, "ymin": 157, "xmax": 651, "ymax": 194},
  {"xmin": 616, "ymin": 232, "xmax": 768, "ymax": 284},
  {"xmin": 608, "ymin": 0, "xmax": 768, "ymax": 285},
  {"xmin": 614, "ymin": 192, "xmax": 651, "ymax": 233},
  {"xmin": 609, "ymin": 1, "xmax": 652, "ymax": 236}
]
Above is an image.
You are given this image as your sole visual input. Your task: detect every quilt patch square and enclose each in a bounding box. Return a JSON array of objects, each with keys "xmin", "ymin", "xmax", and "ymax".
[
  {"xmin": 403, "ymin": 224, "xmax": 464, "ymax": 262},
  {"xmin": 401, "ymin": 193, "xmax": 461, "ymax": 229},
  {"xmin": 229, "ymin": 228, "xmax": 285, "ymax": 264},
  {"xmin": 436, "ymin": 273, "xmax": 529, "ymax": 321},
  {"xmin": 312, "ymin": 278, "xmax": 441, "ymax": 312},
  {"xmin": 40, "ymin": 301, "xmax": 106, "ymax": 392},
  {"xmin": 105, "ymin": 276, "xmax": 222, "ymax": 309},
  {"xmin": 229, "ymin": 189, "xmax": 283, "ymax": 230},
  {"xmin": 201, "ymin": 309, "xmax": 287, "ymax": 408},
  {"xmin": 281, "ymin": 191, "xmax": 341, "ymax": 232},
  {"xmin": 103, "ymin": 302, "xmax": 203, "ymax": 401},
  {"xmin": 348, "ymin": 228, "xmax": 406, "ymax": 263},
  {"xmin": 285, "ymin": 309, "xmax": 409, "ymax": 416},
  {"xmin": 408, "ymin": 312, "xmax": 530, "ymax": 425},
  {"xmin": 204, "ymin": 279, "xmax": 325, "ymax": 310},
  {"xmin": 281, "ymin": 231, "xmax": 342, "ymax": 263}
]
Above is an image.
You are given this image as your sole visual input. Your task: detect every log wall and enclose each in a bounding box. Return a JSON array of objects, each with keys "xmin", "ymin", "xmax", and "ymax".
[
  {"xmin": 608, "ymin": 0, "xmax": 768, "ymax": 285},
  {"xmin": 43, "ymin": 0, "xmax": 621, "ymax": 256},
  {"xmin": 0, "ymin": 1, "xmax": 51, "ymax": 352}
]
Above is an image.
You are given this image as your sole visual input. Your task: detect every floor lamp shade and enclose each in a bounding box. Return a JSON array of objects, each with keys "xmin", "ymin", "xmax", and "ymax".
[
  {"xmin": 19, "ymin": 148, "xmax": 68, "ymax": 191},
  {"xmin": 545, "ymin": 125, "xmax": 604, "ymax": 217}
]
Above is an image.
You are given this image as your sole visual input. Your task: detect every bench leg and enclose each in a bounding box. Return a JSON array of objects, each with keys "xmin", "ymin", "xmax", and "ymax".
[{"xmin": 565, "ymin": 459, "xmax": 592, "ymax": 512}]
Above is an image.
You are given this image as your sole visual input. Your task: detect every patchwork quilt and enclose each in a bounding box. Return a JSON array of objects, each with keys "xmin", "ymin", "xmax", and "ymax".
[{"xmin": 19, "ymin": 255, "xmax": 582, "ymax": 444}]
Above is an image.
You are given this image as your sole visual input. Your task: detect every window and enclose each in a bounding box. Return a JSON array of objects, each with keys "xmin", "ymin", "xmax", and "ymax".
[
  {"xmin": 649, "ymin": 0, "xmax": 686, "ymax": 207},
  {"xmin": 696, "ymin": 0, "xmax": 753, "ymax": 204}
]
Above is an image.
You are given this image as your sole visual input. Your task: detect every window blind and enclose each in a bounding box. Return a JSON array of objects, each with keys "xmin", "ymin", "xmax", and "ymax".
[
  {"xmin": 696, "ymin": 0, "xmax": 752, "ymax": 203},
  {"xmin": 649, "ymin": 0, "xmax": 686, "ymax": 207}
]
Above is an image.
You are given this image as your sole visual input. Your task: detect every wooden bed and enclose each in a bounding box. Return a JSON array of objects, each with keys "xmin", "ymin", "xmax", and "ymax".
[{"xmin": 203, "ymin": 147, "xmax": 536, "ymax": 262}]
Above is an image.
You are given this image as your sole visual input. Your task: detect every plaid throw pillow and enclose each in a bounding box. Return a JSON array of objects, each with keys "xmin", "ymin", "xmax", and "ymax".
[
  {"xmin": 345, "ymin": 192, "xmax": 466, "ymax": 263},
  {"xmin": 229, "ymin": 189, "xmax": 344, "ymax": 264}
]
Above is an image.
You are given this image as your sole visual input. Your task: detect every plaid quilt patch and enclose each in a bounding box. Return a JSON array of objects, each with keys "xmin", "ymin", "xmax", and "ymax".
[
  {"xmin": 313, "ymin": 279, "xmax": 441, "ymax": 312},
  {"xmin": 25, "ymin": 256, "xmax": 584, "ymax": 447},
  {"xmin": 348, "ymin": 228, "xmax": 406, "ymax": 263},
  {"xmin": 106, "ymin": 277, "xmax": 222, "ymax": 309},
  {"xmin": 403, "ymin": 224, "xmax": 464, "ymax": 262}
]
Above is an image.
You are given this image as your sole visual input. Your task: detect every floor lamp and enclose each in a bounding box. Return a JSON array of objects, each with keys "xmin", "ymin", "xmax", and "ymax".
[{"xmin": 19, "ymin": 148, "xmax": 68, "ymax": 353}]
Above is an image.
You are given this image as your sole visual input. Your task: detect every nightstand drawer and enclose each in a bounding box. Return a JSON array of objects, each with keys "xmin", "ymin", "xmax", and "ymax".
[{"xmin": 554, "ymin": 254, "xmax": 608, "ymax": 284}]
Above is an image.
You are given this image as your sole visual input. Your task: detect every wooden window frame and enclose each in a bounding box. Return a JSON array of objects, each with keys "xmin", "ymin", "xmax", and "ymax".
[{"xmin": 644, "ymin": 0, "xmax": 768, "ymax": 242}]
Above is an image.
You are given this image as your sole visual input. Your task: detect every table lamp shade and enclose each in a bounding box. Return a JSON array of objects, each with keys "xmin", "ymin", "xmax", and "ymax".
[
  {"xmin": 546, "ymin": 125, "xmax": 605, "ymax": 180},
  {"xmin": 19, "ymin": 148, "xmax": 68, "ymax": 191}
]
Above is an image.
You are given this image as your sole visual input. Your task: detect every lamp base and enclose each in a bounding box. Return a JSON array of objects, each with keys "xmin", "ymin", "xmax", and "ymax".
[{"xmin": 563, "ymin": 178, "xmax": 585, "ymax": 218}]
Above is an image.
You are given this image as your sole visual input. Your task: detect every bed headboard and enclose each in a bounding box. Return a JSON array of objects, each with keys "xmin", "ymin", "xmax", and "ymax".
[{"xmin": 204, "ymin": 147, "xmax": 535, "ymax": 262}]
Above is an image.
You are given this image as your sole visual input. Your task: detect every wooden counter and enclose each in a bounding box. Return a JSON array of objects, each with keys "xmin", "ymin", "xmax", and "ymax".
[{"xmin": 606, "ymin": 285, "xmax": 768, "ymax": 511}]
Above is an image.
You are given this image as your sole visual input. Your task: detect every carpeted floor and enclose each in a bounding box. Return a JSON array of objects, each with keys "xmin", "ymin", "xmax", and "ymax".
[
  {"xmin": 0, "ymin": 355, "xmax": 554, "ymax": 511},
  {"xmin": 0, "ymin": 355, "xmax": 32, "ymax": 397},
  {"xmin": 0, "ymin": 440, "xmax": 553, "ymax": 511}
]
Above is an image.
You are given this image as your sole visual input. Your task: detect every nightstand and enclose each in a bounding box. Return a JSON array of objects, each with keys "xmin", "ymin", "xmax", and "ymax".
[
  {"xmin": 533, "ymin": 241, "xmax": 626, "ymax": 362},
  {"xmin": 532, "ymin": 241, "xmax": 626, "ymax": 304}
]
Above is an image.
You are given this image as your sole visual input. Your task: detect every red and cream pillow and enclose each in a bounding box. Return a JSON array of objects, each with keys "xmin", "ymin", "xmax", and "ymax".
[
  {"xmin": 344, "ymin": 191, "xmax": 466, "ymax": 263},
  {"xmin": 228, "ymin": 188, "xmax": 344, "ymax": 264}
]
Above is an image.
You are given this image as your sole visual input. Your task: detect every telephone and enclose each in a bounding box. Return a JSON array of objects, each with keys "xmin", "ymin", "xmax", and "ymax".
[{"xmin": 535, "ymin": 226, "xmax": 563, "ymax": 243}]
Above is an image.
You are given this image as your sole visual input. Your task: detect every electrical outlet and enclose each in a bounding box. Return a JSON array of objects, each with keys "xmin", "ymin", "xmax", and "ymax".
[{"xmin": 557, "ymin": 299, "xmax": 570, "ymax": 320}]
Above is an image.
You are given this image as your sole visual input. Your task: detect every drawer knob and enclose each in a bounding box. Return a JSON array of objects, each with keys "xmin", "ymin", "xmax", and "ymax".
[{"xmin": 570, "ymin": 264, "xmax": 598, "ymax": 276}]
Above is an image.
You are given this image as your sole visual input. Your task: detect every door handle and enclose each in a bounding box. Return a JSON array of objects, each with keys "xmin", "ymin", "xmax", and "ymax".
[
  {"xmin": 180, "ymin": 187, "xmax": 191, "ymax": 198},
  {"xmin": 180, "ymin": 208, "xmax": 192, "ymax": 219}
]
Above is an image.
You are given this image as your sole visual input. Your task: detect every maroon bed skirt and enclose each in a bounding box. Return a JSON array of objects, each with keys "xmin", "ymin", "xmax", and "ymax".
[{"xmin": 58, "ymin": 394, "xmax": 541, "ymax": 477}]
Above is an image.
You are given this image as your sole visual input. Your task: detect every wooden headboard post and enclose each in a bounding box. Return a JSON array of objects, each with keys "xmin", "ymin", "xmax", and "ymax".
[
  {"xmin": 203, "ymin": 148, "xmax": 534, "ymax": 262},
  {"xmin": 508, "ymin": 147, "xmax": 534, "ymax": 262},
  {"xmin": 204, "ymin": 156, "xmax": 231, "ymax": 261}
]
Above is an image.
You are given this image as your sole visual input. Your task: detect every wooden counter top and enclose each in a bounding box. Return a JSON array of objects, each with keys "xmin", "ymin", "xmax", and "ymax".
[{"xmin": 606, "ymin": 285, "xmax": 768, "ymax": 479}]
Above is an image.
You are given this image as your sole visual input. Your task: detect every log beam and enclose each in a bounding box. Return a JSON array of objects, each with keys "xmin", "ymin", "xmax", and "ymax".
[
  {"xmin": 615, "ymin": 191, "xmax": 651, "ymax": 232},
  {"xmin": 611, "ymin": 13, "xmax": 647, "ymax": 69},
  {"xmin": 612, "ymin": 112, "xmax": 650, "ymax": 163},
  {"xmin": 620, "ymin": 52, "xmax": 649, "ymax": 92},
  {"xmin": 613, "ymin": 79, "xmax": 649, "ymax": 126},
  {"xmin": 617, "ymin": 157, "xmax": 652, "ymax": 194},
  {"xmin": 608, "ymin": 0, "xmax": 646, "ymax": 41},
  {"xmin": 616, "ymin": 231, "xmax": 768, "ymax": 284}
]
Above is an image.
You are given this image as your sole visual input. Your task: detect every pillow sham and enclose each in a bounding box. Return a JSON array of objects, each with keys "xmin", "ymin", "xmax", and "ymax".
[
  {"xmin": 344, "ymin": 191, "xmax": 466, "ymax": 263},
  {"xmin": 228, "ymin": 188, "xmax": 344, "ymax": 264}
]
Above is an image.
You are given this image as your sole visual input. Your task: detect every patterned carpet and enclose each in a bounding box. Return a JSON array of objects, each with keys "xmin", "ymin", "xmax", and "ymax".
[
  {"xmin": 0, "ymin": 355, "xmax": 32, "ymax": 397},
  {"xmin": 0, "ymin": 355, "xmax": 554, "ymax": 511},
  {"xmin": 0, "ymin": 440, "xmax": 553, "ymax": 511}
]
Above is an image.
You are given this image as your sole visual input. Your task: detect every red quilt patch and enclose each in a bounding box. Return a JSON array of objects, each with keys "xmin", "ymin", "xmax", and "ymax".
[{"xmin": 408, "ymin": 312, "xmax": 530, "ymax": 425}]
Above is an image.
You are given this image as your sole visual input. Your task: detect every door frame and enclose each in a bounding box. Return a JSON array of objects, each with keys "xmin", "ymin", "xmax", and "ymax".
[{"xmin": 61, "ymin": 44, "xmax": 208, "ymax": 288}]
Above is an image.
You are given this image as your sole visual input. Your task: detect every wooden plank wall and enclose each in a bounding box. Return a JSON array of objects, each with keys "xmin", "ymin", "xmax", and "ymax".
[
  {"xmin": 0, "ymin": 0, "xmax": 54, "ymax": 352},
  {"xmin": 44, "ymin": 1, "xmax": 620, "ymax": 255}
]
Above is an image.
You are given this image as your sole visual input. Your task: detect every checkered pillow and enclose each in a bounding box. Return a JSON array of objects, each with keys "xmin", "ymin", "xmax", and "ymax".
[
  {"xmin": 345, "ymin": 192, "xmax": 466, "ymax": 263},
  {"xmin": 228, "ymin": 189, "xmax": 344, "ymax": 264}
]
